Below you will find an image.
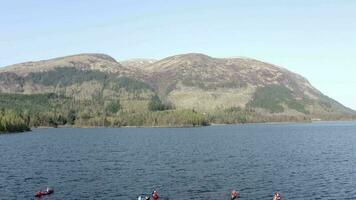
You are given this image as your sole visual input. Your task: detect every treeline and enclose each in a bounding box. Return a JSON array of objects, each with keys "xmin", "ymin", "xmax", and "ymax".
[
  {"xmin": 0, "ymin": 110, "xmax": 30, "ymax": 133},
  {"xmin": 0, "ymin": 93, "xmax": 209, "ymax": 130},
  {"xmin": 208, "ymin": 107, "xmax": 250, "ymax": 124},
  {"xmin": 75, "ymin": 109, "xmax": 208, "ymax": 127},
  {"xmin": 3, "ymin": 92, "xmax": 352, "ymax": 132},
  {"xmin": 0, "ymin": 93, "xmax": 77, "ymax": 128},
  {"xmin": 208, "ymin": 106, "xmax": 311, "ymax": 124},
  {"xmin": 29, "ymin": 110, "xmax": 76, "ymax": 128}
]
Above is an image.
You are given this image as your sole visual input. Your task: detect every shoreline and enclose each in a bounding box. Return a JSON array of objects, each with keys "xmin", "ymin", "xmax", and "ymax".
[
  {"xmin": 32, "ymin": 119, "xmax": 356, "ymax": 129},
  {"xmin": 2, "ymin": 119, "xmax": 355, "ymax": 134}
]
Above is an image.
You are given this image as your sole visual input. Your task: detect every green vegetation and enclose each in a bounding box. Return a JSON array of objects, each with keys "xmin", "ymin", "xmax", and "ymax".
[
  {"xmin": 248, "ymin": 85, "xmax": 309, "ymax": 114},
  {"xmin": 76, "ymin": 110, "xmax": 208, "ymax": 127},
  {"xmin": 0, "ymin": 72, "xmax": 24, "ymax": 83},
  {"xmin": 148, "ymin": 95, "xmax": 172, "ymax": 111},
  {"xmin": 208, "ymin": 106, "xmax": 310, "ymax": 124},
  {"xmin": 0, "ymin": 109, "xmax": 30, "ymax": 133},
  {"xmin": 207, "ymin": 107, "xmax": 251, "ymax": 124},
  {"xmin": 0, "ymin": 90, "xmax": 337, "ymax": 132},
  {"xmin": 105, "ymin": 100, "xmax": 121, "ymax": 114},
  {"xmin": 27, "ymin": 67, "xmax": 153, "ymax": 93},
  {"xmin": 0, "ymin": 92, "xmax": 207, "ymax": 130},
  {"xmin": 0, "ymin": 93, "xmax": 67, "ymax": 112},
  {"xmin": 27, "ymin": 67, "xmax": 108, "ymax": 86},
  {"xmin": 112, "ymin": 77, "xmax": 152, "ymax": 92},
  {"xmin": 0, "ymin": 82, "xmax": 352, "ymax": 133},
  {"xmin": 67, "ymin": 109, "xmax": 76, "ymax": 125},
  {"xmin": 0, "ymin": 93, "xmax": 74, "ymax": 128}
]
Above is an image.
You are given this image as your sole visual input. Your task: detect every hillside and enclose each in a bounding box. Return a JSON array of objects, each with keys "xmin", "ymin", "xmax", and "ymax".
[
  {"xmin": 0, "ymin": 53, "xmax": 355, "ymax": 129},
  {"xmin": 144, "ymin": 53, "xmax": 355, "ymax": 117}
]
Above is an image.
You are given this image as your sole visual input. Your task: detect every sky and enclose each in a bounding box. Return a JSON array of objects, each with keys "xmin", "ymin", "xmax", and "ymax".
[{"xmin": 1, "ymin": 0, "xmax": 355, "ymax": 110}]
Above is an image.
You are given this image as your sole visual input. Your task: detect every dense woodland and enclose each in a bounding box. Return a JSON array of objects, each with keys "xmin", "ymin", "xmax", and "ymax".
[
  {"xmin": 1, "ymin": 89, "xmax": 355, "ymax": 133},
  {"xmin": 0, "ymin": 93, "xmax": 208, "ymax": 133},
  {"xmin": 0, "ymin": 109, "xmax": 30, "ymax": 132}
]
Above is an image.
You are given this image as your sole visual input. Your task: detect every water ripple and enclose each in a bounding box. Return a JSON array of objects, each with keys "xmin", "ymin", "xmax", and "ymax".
[{"xmin": 0, "ymin": 122, "xmax": 355, "ymax": 199}]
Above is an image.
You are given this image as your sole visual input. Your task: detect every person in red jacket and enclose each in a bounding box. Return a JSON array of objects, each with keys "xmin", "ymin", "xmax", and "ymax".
[
  {"xmin": 230, "ymin": 190, "xmax": 238, "ymax": 200},
  {"xmin": 152, "ymin": 190, "xmax": 159, "ymax": 200}
]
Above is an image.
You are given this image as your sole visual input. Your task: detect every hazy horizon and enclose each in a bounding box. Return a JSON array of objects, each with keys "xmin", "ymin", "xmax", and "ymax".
[{"xmin": 1, "ymin": 0, "xmax": 355, "ymax": 110}]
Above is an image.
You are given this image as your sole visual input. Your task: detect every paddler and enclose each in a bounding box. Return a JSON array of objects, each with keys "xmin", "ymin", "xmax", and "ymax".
[
  {"xmin": 230, "ymin": 190, "xmax": 238, "ymax": 199},
  {"xmin": 273, "ymin": 192, "xmax": 281, "ymax": 200}
]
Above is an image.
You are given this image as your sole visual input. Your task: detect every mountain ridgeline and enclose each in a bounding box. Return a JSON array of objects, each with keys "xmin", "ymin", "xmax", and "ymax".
[{"xmin": 0, "ymin": 53, "xmax": 355, "ymax": 130}]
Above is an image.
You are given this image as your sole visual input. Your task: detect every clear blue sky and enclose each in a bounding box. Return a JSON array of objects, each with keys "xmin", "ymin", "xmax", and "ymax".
[{"xmin": 1, "ymin": 0, "xmax": 355, "ymax": 110}]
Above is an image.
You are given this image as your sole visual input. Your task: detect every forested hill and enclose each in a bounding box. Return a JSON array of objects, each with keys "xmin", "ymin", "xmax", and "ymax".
[{"xmin": 0, "ymin": 53, "xmax": 355, "ymax": 131}]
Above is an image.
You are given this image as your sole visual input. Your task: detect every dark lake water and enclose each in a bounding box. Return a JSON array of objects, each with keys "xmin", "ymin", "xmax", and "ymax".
[{"xmin": 1, "ymin": 122, "xmax": 356, "ymax": 200}]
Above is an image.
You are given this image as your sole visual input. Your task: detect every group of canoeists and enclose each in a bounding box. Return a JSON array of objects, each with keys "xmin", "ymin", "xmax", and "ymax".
[
  {"xmin": 138, "ymin": 190, "xmax": 159, "ymax": 200},
  {"xmin": 34, "ymin": 187, "xmax": 281, "ymax": 199},
  {"xmin": 230, "ymin": 191, "xmax": 281, "ymax": 200},
  {"xmin": 137, "ymin": 190, "xmax": 281, "ymax": 200}
]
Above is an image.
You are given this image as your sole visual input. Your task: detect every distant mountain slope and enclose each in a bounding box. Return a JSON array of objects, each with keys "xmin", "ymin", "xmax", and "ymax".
[
  {"xmin": 0, "ymin": 52, "xmax": 354, "ymax": 127},
  {"xmin": 144, "ymin": 53, "xmax": 355, "ymax": 116},
  {"xmin": 0, "ymin": 53, "xmax": 150, "ymax": 97},
  {"xmin": 0, "ymin": 54, "xmax": 125, "ymax": 75}
]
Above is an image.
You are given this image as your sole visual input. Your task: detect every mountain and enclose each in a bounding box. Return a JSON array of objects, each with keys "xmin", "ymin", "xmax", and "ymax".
[
  {"xmin": 121, "ymin": 58, "xmax": 158, "ymax": 69},
  {"xmin": 1, "ymin": 53, "xmax": 124, "ymax": 75},
  {"xmin": 0, "ymin": 53, "xmax": 150, "ymax": 98},
  {"xmin": 144, "ymin": 53, "xmax": 355, "ymax": 117},
  {"xmin": 0, "ymin": 53, "xmax": 354, "ymax": 128}
]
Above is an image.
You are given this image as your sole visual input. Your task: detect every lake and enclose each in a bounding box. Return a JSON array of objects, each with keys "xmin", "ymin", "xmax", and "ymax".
[{"xmin": 0, "ymin": 122, "xmax": 355, "ymax": 199}]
